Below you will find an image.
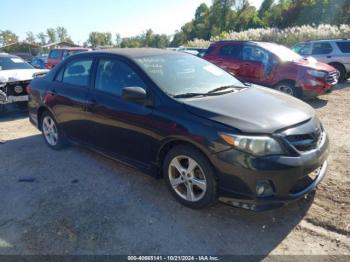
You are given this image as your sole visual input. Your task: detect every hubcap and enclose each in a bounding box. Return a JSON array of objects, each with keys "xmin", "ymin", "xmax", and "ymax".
[
  {"xmin": 277, "ymin": 85, "xmax": 293, "ymax": 95},
  {"xmin": 42, "ymin": 116, "xmax": 58, "ymax": 146},
  {"xmin": 168, "ymin": 155, "xmax": 207, "ymax": 202}
]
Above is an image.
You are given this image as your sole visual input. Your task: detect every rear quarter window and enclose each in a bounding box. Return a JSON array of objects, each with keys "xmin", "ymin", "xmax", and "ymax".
[{"xmin": 336, "ymin": 42, "xmax": 350, "ymax": 53}]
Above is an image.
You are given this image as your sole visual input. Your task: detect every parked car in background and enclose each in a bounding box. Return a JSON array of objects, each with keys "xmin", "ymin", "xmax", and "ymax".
[
  {"xmin": 292, "ymin": 39, "xmax": 350, "ymax": 82},
  {"xmin": 0, "ymin": 53, "xmax": 48, "ymax": 108},
  {"xmin": 14, "ymin": 52, "xmax": 34, "ymax": 63},
  {"xmin": 204, "ymin": 41, "xmax": 338, "ymax": 99},
  {"xmin": 46, "ymin": 48, "xmax": 90, "ymax": 69},
  {"xmin": 168, "ymin": 47, "xmax": 207, "ymax": 57},
  {"xmin": 28, "ymin": 49, "xmax": 329, "ymax": 211},
  {"xmin": 31, "ymin": 54, "xmax": 49, "ymax": 69}
]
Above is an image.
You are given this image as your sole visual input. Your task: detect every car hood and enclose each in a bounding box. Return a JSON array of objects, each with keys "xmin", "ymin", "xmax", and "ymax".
[
  {"xmin": 0, "ymin": 69, "xmax": 49, "ymax": 83},
  {"xmin": 182, "ymin": 86, "xmax": 315, "ymax": 134},
  {"xmin": 294, "ymin": 57, "xmax": 335, "ymax": 72}
]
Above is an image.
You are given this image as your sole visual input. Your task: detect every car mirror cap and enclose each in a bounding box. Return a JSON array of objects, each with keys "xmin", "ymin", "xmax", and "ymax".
[{"xmin": 122, "ymin": 86, "xmax": 149, "ymax": 104}]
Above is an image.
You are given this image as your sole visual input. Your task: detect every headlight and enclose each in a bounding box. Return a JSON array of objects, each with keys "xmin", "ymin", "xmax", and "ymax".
[
  {"xmin": 307, "ymin": 69, "xmax": 326, "ymax": 78},
  {"xmin": 219, "ymin": 133, "xmax": 284, "ymax": 156}
]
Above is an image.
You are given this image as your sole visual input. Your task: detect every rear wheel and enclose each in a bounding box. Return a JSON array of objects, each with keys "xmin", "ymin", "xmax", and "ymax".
[
  {"xmin": 274, "ymin": 82, "xmax": 302, "ymax": 99},
  {"xmin": 41, "ymin": 111, "xmax": 67, "ymax": 150},
  {"xmin": 163, "ymin": 145, "xmax": 217, "ymax": 208}
]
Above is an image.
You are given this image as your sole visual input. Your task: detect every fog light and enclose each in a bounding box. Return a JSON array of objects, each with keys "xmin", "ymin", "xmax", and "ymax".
[
  {"xmin": 14, "ymin": 85, "xmax": 23, "ymax": 94},
  {"xmin": 256, "ymin": 180, "xmax": 274, "ymax": 197}
]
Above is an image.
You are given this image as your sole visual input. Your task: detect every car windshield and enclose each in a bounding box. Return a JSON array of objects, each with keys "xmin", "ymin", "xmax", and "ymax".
[
  {"xmin": 260, "ymin": 43, "xmax": 303, "ymax": 62},
  {"xmin": 0, "ymin": 56, "xmax": 34, "ymax": 70},
  {"xmin": 135, "ymin": 54, "xmax": 245, "ymax": 97}
]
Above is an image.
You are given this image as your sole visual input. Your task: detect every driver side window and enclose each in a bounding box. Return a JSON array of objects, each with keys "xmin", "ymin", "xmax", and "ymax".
[
  {"xmin": 242, "ymin": 46, "xmax": 269, "ymax": 64},
  {"xmin": 95, "ymin": 58, "xmax": 146, "ymax": 96}
]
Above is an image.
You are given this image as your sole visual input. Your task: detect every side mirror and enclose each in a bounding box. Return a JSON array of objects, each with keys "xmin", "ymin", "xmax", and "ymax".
[{"xmin": 122, "ymin": 86, "xmax": 150, "ymax": 105}]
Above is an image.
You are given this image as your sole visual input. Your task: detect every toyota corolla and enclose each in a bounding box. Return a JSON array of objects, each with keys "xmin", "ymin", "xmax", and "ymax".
[{"xmin": 28, "ymin": 49, "xmax": 329, "ymax": 211}]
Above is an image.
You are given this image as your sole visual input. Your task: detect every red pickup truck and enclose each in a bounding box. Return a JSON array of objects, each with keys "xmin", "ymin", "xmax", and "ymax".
[
  {"xmin": 204, "ymin": 41, "xmax": 339, "ymax": 99},
  {"xmin": 47, "ymin": 48, "xmax": 90, "ymax": 69}
]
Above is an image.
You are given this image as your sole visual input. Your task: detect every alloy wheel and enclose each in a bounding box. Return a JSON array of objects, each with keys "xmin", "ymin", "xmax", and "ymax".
[
  {"xmin": 42, "ymin": 115, "xmax": 58, "ymax": 146},
  {"xmin": 277, "ymin": 85, "xmax": 294, "ymax": 95},
  {"xmin": 168, "ymin": 155, "xmax": 207, "ymax": 202}
]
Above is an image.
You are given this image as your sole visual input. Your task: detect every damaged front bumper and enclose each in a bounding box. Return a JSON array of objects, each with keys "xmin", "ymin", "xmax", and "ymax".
[{"xmin": 0, "ymin": 81, "xmax": 30, "ymax": 105}]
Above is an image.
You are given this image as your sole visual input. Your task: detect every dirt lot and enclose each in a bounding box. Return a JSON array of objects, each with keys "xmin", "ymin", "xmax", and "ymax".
[{"xmin": 0, "ymin": 83, "xmax": 349, "ymax": 256}]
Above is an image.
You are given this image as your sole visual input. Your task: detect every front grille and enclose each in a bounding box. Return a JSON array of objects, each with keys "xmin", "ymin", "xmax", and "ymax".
[
  {"xmin": 325, "ymin": 71, "xmax": 339, "ymax": 85},
  {"xmin": 290, "ymin": 165, "xmax": 322, "ymax": 194},
  {"xmin": 286, "ymin": 129, "xmax": 324, "ymax": 152},
  {"xmin": 4, "ymin": 80, "xmax": 30, "ymax": 96}
]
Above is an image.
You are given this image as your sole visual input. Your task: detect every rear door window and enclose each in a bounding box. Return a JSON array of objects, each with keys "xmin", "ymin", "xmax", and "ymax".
[
  {"xmin": 62, "ymin": 59, "xmax": 93, "ymax": 87},
  {"xmin": 312, "ymin": 42, "xmax": 333, "ymax": 55},
  {"xmin": 219, "ymin": 45, "xmax": 242, "ymax": 59},
  {"xmin": 336, "ymin": 42, "xmax": 350, "ymax": 53},
  {"xmin": 49, "ymin": 50, "xmax": 62, "ymax": 59}
]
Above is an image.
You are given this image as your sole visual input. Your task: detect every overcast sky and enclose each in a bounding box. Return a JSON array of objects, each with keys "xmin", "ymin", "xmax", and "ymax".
[{"xmin": 0, "ymin": 0, "xmax": 263, "ymax": 44}]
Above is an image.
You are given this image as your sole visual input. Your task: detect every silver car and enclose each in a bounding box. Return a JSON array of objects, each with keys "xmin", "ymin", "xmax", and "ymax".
[{"xmin": 292, "ymin": 39, "xmax": 350, "ymax": 82}]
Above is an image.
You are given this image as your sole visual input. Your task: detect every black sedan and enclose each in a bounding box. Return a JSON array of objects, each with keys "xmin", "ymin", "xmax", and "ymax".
[{"xmin": 28, "ymin": 49, "xmax": 329, "ymax": 210}]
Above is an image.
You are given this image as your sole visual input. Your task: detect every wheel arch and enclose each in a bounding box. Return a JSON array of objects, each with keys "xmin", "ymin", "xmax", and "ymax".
[
  {"xmin": 156, "ymin": 137, "xmax": 214, "ymax": 178},
  {"xmin": 37, "ymin": 105, "xmax": 55, "ymax": 131},
  {"xmin": 328, "ymin": 61, "xmax": 346, "ymax": 71},
  {"xmin": 274, "ymin": 79, "xmax": 296, "ymax": 88}
]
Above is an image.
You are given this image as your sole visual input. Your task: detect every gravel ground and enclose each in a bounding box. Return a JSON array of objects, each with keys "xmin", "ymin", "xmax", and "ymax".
[{"xmin": 0, "ymin": 83, "xmax": 349, "ymax": 256}]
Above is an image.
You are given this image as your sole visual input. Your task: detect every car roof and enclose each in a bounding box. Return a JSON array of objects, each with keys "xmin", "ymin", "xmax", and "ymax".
[
  {"xmin": 298, "ymin": 39, "xmax": 350, "ymax": 44},
  {"xmin": 212, "ymin": 40, "xmax": 274, "ymax": 46},
  {"xmin": 0, "ymin": 53, "xmax": 18, "ymax": 58},
  {"xmin": 51, "ymin": 47, "xmax": 89, "ymax": 51},
  {"xmin": 89, "ymin": 48, "xmax": 181, "ymax": 59}
]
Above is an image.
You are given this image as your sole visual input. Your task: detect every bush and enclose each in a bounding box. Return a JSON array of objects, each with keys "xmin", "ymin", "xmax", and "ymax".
[{"xmin": 186, "ymin": 24, "xmax": 350, "ymax": 48}]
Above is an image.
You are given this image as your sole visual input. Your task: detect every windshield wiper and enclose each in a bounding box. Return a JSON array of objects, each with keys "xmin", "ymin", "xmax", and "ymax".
[
  {"xmin": 173, "ymin": 85, "xmax": 246, "ymax": 99},
  {"xmin": 173, "ymin": 92, "xmax": 207, "ymax": 98},
  {"xmin": 207, "ymin": 85, "xmax": 244, "ymax": 94}
]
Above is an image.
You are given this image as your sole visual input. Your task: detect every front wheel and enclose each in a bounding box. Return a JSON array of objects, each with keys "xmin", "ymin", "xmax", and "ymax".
[
  {"xmin": 330, "ymin": 63, "xmax": 347, "ymax": 83},
  {"xmin": 41, "ymin": 111, "xmax": 67, "ymax": 150},
  {"xmin": 274, "ymin": 82, "xmax": 302, "ymax": 99},
  {"xmin": 163, "ymin": 145, "xmax": 217, "ymax": 209}
]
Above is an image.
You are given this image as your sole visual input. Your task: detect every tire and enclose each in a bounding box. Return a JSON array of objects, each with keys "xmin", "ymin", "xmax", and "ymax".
[
  {"xmin": 40, "ymin": 111, "xmax": 67, "ymax": 150},
  {"xmin": 163, "ymin": 145, "xmax": 217, "ymax": 209},
  {"xmin": 330, "ymin": 63, "xmax": 346, "ymax": 83},
  {"xmin": 274, "ymin": 82, "xmax": 302, "ymax": 99}
]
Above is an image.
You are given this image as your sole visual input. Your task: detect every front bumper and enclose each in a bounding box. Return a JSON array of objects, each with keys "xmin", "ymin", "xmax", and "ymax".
[
  {"xmin": 0, "ymin": 94, "xmax": 29, "ymax": 104},
  {"xmin": 212, "ymin": 131, "xmax": 329, "ymax": 211},
  {"xmin": 300, "ymin": 71, "xmax": 339, "ymax": 99}
]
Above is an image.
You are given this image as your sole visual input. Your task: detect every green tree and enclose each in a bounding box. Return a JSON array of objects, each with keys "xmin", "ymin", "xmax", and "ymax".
[
  {"xmin": 56, "ymin": 27, "xmax": 70, "ymax": 42},
  {"xmin": 87, "ymin": 32, "xmax": 113, "ymax": 48},
  {"xmin": 115, "ymin": 33, "xmax": 122, "ymax": 47},
  {"xmin": 259, "ymin": 0, "xmax": 274, "ymax": 18},
  {"xmin": 25, "ymin": 31, "xmax": 36, "ymax": 44},
  {"xmin": 46, "ymin": 28, "xmax": 57, "ymax": 43},
  {"xmin": 36, "ymin": 32, "xmax": 47, "ymax": 45},
  {"xmin": 0, "ymin": 30, "xmax": 19, "ymax": 46}
]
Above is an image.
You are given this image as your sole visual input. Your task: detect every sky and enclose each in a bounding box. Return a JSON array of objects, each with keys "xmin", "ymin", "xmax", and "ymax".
[{"xmin": 0, "ymin": 0, "xmax": 263, "ymax": 44}]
